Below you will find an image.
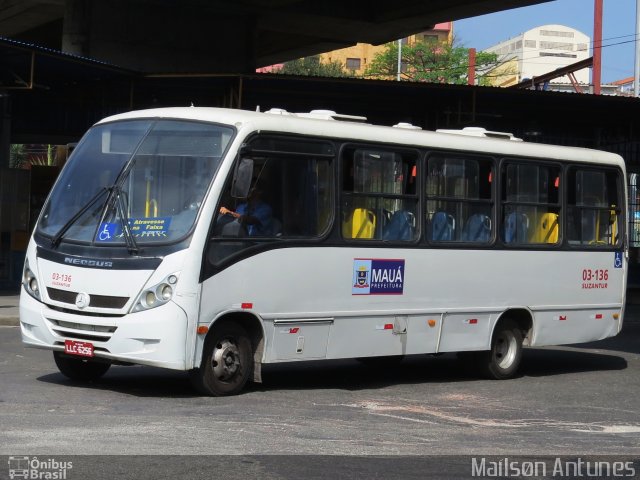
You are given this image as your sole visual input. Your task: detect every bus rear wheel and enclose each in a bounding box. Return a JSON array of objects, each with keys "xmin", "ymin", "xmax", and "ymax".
[
  {"xmin": 481, "ymin": 319, "xmax": 523, "ymax": 380},
  {"xmin": 53, "ymin": 351, "xmax": 111, "ymax": 381},
  {"xmin": 190, "ymin": 321, "xmax": 253, "ymax": 396}
]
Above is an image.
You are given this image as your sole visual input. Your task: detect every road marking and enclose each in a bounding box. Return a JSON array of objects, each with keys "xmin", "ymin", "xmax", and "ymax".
[{"xmin": 329, "ymin": 401, "xmax": 640, "ymax": 434}]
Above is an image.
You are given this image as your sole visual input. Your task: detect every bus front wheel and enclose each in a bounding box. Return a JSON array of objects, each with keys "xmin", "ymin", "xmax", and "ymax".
[
  {"xmin": 190, "ymin": 321, "xmax": 253, "ymax": 396},
  {"xmin": 481, "ymin": 319, "xmax": 523, "ymax": 380},
  {"xmin": 53, "ymin": 351, "xmax": 111, "ymax": 381}
]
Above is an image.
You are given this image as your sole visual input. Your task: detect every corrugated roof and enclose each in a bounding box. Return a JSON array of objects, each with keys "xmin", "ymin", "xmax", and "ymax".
[{"xmin": 0, "ymin": 36, "xmax": 137, "ymax": 89}]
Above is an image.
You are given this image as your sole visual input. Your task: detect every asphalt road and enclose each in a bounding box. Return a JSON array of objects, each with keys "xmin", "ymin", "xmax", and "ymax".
[{"xmin": 1, "ymin": 324, "xmax": 639, "ymax": 478}]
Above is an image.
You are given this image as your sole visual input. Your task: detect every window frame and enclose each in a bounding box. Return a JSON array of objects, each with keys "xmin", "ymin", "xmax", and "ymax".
[
  {"xmin": 203, "ymin": 134, "xmax": 337, "ymax": 273},
  {"xmin": 424, "ymin": 151, "xmax": 496, "ymax": 246},
  {"xmin": 499, "ymin": 157, "xmax": 563, "ymax": 248},
  {"xmin": 345, "ymin": 57, "xmax": 362, "ymax": 71},
  {"xmin": 339, "ymin": 143, "xmax": 420, "ymax": 243},
  {"xmin": 565, "ymin": 164, "xmax": 624, "ymax": 250}
]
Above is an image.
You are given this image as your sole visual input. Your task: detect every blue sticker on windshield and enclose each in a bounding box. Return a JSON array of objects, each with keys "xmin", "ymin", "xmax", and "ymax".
[
  {"xmin": 129, "ymin": 217, "xmax": 172, "ymax": 238},
  {"xmin": 96, "ymin": 222, "xmax": 118, "ymax": 242},
  {"xmin": 96, "ymin": 217, "xmax": 172, "ymax": 242}
]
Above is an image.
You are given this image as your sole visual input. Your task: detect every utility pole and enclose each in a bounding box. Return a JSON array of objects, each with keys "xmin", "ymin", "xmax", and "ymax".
[
  {"xmin": 397, "ymin": 39, "xmax": 402, "ymax": 81},
  {"xmin": 468, "ymin": 48, "xmax": 476, "ymax": 85},
  {"xmin": 635, "ymin": 0, "xmax": 640, "ymax": 96},
  {"xmin": 592, "ymin": 0, "xmax": 603, "ymax": 94}
]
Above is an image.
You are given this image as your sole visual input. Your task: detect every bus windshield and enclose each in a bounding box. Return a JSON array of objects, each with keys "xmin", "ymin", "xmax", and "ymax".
[{"xmin": 38, "ymin": 119, "xmax": 234, "ymax": 246}]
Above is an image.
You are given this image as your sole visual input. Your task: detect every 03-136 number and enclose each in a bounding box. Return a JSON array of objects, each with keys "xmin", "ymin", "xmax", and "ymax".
[
  {"xmin": 52, "ymin": 273, "xmax": 72, "ymax": 283},
  {"xmin": 582, "ymin": 269, "xmax": 608, "ymax": 282}
]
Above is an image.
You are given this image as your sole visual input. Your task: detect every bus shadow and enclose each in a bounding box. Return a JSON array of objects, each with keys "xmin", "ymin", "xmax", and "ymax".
[
  {"xmin": 36, "ymin": 366, "xmax": 200, "ymax": 398},
  {"xmin": 519, "ymin": 348, "xmax": 627, "ymax": 377},
  {"xmin": 255, "ymin": 355, "xmax": 473, "ymax": 393},
  {"xmin": 565, "ymin": 322, "xmax": 640, "ymax": 356},
  {"xmin": 254, "ymin": 348, "xmax": 627, "ymax": 392},
  {"xmin": 35, "ymin": 348, "xmax": 627, "ymax": 397}
]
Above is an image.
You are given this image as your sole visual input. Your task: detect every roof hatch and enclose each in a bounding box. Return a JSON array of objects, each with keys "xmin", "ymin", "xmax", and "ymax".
[
  {"xmin": 436, "ymin": 127, "xmax": 523, "ymax": 142},
  {"xmin": 264, "ymin": 108, "xmax": 367, "ymax": 122}
]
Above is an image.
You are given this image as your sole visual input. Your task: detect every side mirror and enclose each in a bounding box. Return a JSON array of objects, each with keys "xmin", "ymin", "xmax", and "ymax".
[{"xmin": 231, "ymin": 158, "xmax": 253, "ymax": 198}]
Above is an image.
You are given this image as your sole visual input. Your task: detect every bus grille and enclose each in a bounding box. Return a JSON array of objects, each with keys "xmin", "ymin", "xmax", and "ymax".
[
  {"xmin": 47, "ymin": 318, "xmax": 117, "ymax": 343},
  {"xmin": 47, "ymin": 287, "xmax": 129, "ymax": 309}
]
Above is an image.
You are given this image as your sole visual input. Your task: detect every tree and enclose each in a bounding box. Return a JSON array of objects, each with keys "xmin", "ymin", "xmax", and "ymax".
[
  {"xmin": 9, "ymin": 144, "xmax": 57, "ymax": 169},
  {"xmin": 9, "ymin": 144, "xmax": 26, "ymax": 168},
  {"xmin": 365, "ymin": 39, "xmax": 501, "ymax": 85},
  {"xmin": 277, "ymin": 55, "xmax": 351, "ymax": 78}
]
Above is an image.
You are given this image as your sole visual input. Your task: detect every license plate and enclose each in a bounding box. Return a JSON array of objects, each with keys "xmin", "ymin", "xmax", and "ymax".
[{"xmin": 64, "ymin": 339, "xmax": 94, "ymax": 358}]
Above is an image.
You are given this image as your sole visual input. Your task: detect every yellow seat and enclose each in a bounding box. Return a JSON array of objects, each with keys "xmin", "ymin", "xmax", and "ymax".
[
  {"xmin": 609, "ymin": 208, "xmax": 619, "ymax": 245},
  {"xmin": 595, "ymin": 207, "xmax": 618, "ymax": 245},
  {"xmin": 342, "ymin": 208, "xmax": 376, "ymax": 239},
  {"xmin": 530, "ymin": 212, "xmax": 558, "ymax": 244}
]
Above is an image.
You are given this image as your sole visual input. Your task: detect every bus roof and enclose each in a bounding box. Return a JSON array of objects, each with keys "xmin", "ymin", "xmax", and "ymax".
[{"xmin": 97, "ymin": 107, "xmax": 625, "ymax": 168}]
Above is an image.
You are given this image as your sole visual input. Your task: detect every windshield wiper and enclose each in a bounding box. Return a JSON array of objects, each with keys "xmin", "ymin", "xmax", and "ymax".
[
  {"xmin": 113, "ymin": 185, "xmax": 139, "ymax": 255},
  {"xmin": 50, "ymin": 187, "xmax": 109, "ymax": 248}
]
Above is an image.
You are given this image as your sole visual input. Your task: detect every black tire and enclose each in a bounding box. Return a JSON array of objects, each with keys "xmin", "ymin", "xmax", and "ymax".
[
  {"xmin": 190, "ymin": 321, "xmax": 253, "ymax": 396},
  {"xmin": 480, "ymin": 319, "xmax": 523, "ymax": 380},
  {"xmin": 53, "ymin": 351, "xmax": 111, "ymax": 382}
]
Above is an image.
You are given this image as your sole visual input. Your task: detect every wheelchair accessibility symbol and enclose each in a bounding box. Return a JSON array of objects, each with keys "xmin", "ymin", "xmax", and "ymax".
[
  {"xmin": 614, "ymin": 251, "xmax": 623, "ymax": 269},
  {"xmin": 96, "ymin": 222, "xmax": 117, "ymax": 242}
]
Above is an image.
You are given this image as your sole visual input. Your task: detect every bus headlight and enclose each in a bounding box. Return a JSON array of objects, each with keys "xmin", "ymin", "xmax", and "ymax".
[
  {"xmin": 23, "ymin": 259, "xmax": 41, "ymax": 301},
  {"xmin": 132, "ymin": 273, "xmax": 179, "ymax": 312}
]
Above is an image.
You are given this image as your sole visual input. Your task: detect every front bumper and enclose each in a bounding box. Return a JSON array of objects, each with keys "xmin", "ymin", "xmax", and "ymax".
[{"xmin": 20, "ymin": 288, "xmax": 188, "ymax": 370}]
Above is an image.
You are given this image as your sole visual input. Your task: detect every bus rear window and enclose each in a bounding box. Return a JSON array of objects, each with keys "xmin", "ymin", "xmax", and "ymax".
[{"xmin": 567, "ymin": 168, "xmax": 621, "ymax": 247}]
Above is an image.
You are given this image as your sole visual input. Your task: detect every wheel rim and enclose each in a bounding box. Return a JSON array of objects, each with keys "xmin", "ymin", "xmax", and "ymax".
[
  {"xmin": 212, "ymin": 339, "xmax": 241, "ymax": 382},
  {"xmin": 493, "ymin": 330, "xmax": 517, "ymax": 369}
]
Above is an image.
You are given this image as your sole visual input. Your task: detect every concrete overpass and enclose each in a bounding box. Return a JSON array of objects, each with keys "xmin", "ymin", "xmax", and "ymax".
[
  {"xmin": 5, "ymin": 0, "xmax": 640, "ymax": 291},
  {"xmin": 1, "ymin": 0, "xmax": 553, "ymax": 73}
]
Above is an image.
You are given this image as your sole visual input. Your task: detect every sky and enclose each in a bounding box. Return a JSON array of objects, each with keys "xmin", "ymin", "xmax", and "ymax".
[{"xmin": 455, "ymin": 0, "xmax": 637, "ymax": 83}]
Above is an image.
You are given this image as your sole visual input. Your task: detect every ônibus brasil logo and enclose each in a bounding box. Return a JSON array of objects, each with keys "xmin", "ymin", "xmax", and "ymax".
[{"xmin": 8, "ymin": 456, "xmax": 73, "ymax": 480}]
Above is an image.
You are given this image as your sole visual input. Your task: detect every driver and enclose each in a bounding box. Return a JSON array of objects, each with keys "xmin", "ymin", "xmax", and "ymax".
[{"xmin": 219, "ymin": 187, "xmax": 273, "ymax": 236}]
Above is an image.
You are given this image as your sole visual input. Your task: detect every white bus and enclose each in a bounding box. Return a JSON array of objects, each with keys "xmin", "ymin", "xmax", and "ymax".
[{"xmin": 20, "ymin": 107, "xmax": 627, "ymax": 396}]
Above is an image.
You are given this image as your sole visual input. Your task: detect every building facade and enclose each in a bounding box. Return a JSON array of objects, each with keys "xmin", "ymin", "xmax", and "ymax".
[
  {"xmin": 484, "ymin": 24, "xmax": 590, "ymax": 88},
  {"xmin": 319, "ymin": 22, "xmax": 453, "ymax": 76},
  {"xmin": 610, "ymin": 77, "xmax": 636, "ymax": 96}
]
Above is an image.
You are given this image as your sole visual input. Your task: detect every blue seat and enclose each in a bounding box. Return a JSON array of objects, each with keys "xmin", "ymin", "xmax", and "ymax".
[
  {"xmin": 462, "ymin": 214, "xmax": 491, "ymax": 242},
  {"xmin": 431, "ymin": 211, "xmax": 455, "ymax": 241},
  {"xmin": 383, "ymin": 210, "xmax": 415, "ymax": 241},
  {"xmin": 503, "ymin": 212, "xmax": 529, "ymax": 243}
]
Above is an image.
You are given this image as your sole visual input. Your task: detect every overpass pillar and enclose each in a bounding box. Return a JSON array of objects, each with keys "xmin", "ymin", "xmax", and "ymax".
[
  {"xmin": 0, "ymin": 94, "xmax": 10, "ymax": 168},
  {"xmin": 62, "ymin": 0, "xmax": 92, "ymax": 57}
]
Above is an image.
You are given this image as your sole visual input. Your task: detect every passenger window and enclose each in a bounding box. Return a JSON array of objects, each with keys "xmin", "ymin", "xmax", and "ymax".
[
  {"xmin": 341, "ymin": 147, "xmax": 418, "ymax": 241},
  {"xmin": 207, "ymin": 136, "xmax": 334, "ymax": 265},
  {"xmin": 426, "ymin": 154, "xmax": 494, "ymax": 243},
  {"xmin": 567, "ymin": 168, "xmax": 621, "ymax": 247},
  {"xmin": 501, "ymin": 162, "xmax": 561, "ymax": 245}
]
